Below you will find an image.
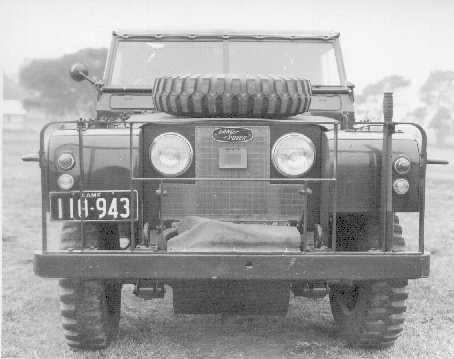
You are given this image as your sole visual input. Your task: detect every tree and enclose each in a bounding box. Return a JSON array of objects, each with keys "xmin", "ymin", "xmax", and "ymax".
[
  {"xmin": 355, "ymin": 75, "xmax": 411, "ymax": 122},
  {"xmin": 419, "ymin": 70, "xmax": 454, "ymax": 108},
  {"xmin": 356, "ymin": 75, "xmax": 411, "ymax": 104},
  {"xmin": 19, "ymin": 48, "xmax": 107, "ymax": 117},
  {"xmin": 3, "ymin": 74, "xmax": 27, "ymax": 100},
  {"xmin": 418, "ymin": 70, "xmax": 454, "ymax": 145},
  {"xmin": 429, "ymin": 106, "xmax": 451, "ymax": 144}
]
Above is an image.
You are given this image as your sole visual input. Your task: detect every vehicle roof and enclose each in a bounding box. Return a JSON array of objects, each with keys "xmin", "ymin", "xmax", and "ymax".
[{"xmin": 113, "ymin": 28, "xmax": 340, "ymax": 41}]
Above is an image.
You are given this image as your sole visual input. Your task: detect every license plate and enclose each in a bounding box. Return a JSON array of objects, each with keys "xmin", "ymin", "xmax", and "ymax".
[
  {"xmin": 218, "ymin": 147, "xmax": 247, "ymax": 169},
  {"xmin": 49, "ymin": 190, "xmax": 138, "ymax": 221}
]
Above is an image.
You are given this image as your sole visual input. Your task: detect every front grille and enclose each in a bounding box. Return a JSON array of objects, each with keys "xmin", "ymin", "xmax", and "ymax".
[
  {"xmin": 161, "ymin": 126, "xmax": 306, "ymax": 221},
  {"xmin": 195, "ymin": 126, "xmax": 268, "ymax": 217}
]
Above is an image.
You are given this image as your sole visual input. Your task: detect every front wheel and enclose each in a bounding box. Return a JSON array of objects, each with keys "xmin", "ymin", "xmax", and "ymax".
[
  {"xmin": 60, "ymin": 279, "xmax": 121, "ymax": 350},
  {"xmin": 329, "ymin": 280, "xmax": 408, "ymax": 348},
  {"xmin": 59, "ymin": 223, "xmax": 122, "ymax": 350}
]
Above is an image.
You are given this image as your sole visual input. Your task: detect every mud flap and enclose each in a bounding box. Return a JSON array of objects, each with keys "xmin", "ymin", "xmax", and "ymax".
[{"xmin": 172, "ymin": 281, "xmax": 290, "ymax": 315}]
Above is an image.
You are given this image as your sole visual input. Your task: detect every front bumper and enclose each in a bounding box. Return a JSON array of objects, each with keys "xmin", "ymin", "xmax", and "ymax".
[{"xmin": 34, "ymin": 250, "xmax": 430, "ymax": 280}]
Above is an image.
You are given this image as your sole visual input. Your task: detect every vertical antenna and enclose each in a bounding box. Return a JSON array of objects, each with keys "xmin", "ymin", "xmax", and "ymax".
[{"xmin": 381, "ymin": 92, "xmax": 394, "ymax": 251}]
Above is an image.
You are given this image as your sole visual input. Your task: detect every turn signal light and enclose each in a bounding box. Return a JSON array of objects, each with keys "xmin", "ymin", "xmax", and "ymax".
[
  {"xmin": 57, "ymin": 174, "xmax": 74, "ymax": 190},
  {"xmin": 393, "ymin": 178, "xmax": 410, "ymax": 195},
  {"xmin": 57, "ymin": 153, "xmax": 75, "ymax": 171},
  {"xmin": 393, "ymin": 156, "xmax": 411, "ymax": 175}
]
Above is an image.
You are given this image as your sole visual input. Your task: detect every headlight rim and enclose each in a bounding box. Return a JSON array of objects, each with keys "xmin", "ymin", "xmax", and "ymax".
[
  {"xmin": 150, "ymin": 132, "xmax": 193, "ymax": 177},
  {"xmin": 271, "ymin": 132, "xmax": 316, "ymax": 177}
]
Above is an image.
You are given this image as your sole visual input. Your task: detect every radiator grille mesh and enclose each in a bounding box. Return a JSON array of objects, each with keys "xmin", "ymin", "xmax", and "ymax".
[{"xmin": 161, "ymin": 126, "xmax": 305, "ymax": 220}]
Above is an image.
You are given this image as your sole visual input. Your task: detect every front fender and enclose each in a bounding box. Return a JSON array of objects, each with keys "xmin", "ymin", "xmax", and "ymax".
[
  {"xmin": 44, "ymin": 126, "xmax": 141, "ymax": 194},
  {"xmin": 330, "ymin": 131, "xmax": 421, "ymax": 212}
]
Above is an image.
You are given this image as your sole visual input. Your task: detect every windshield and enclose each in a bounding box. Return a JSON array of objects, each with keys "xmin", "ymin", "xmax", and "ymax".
[{"xmin": 109, "ymin": 40, "xmax": 342, "ymax": 87}]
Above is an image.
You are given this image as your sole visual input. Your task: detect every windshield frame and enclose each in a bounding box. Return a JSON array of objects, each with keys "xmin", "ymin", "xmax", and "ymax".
[{"xmin": 103, "ymin": 36, "xmax": 347, "ymax": 89}]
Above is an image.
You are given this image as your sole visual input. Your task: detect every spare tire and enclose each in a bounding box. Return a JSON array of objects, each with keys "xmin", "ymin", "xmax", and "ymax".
[{"xmin": 153, "ymin": 75, "xmax": 312, "ymax": 118}]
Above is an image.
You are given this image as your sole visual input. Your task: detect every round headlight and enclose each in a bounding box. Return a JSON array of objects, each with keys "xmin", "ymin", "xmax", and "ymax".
[
  {"xmin": 150, "ymin": 132, "xmax": 193, "ymax": 176},
  {"xmin": 272, "ymin": 133, "xmax": 316, "ymax": 177},
  {"xmin": 57, "ymin": 153, "xmax": 75, "ymax": 171},
  {"xmin": 393, "ymin": 178, "xmax": 410, "ymax": 195},
  {"xmin": 57, "ymin": 174, "xmax": 74, "ymax": 190},
  {"xmin": 394, "ymin": 156, "xmax": 411, "ymax": 175}
]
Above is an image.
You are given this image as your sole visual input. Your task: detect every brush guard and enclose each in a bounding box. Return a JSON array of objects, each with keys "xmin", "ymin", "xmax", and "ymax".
[{"xmin": 34, "ymin": 96, "xmax": 430, "ymax": 281}]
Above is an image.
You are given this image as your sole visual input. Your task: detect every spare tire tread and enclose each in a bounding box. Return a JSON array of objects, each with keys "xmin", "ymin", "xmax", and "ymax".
[{"xmin": 153, "ymin": 75, "xmax": 312, "ymax": 118}]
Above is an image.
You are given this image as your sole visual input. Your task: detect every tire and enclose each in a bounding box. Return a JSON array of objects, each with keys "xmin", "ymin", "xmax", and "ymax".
[
  {"xmin": 153, "ymin": 75, "xmax": 312, "ymax": 118},
  {"xmin": 393, "ymin": 214, "xmax": 406, "ymax": 249},
  {"xmin": 59, "ymin": 222, "xmax": 120, "ymax": 250},
  {"xmin": 59, "ymin": 279, "xmax": 121, "ymax": 350},
  {"xmin": 335, "ymin": 214, "xmax": 406, "ymax": 251},
  {"xmin": 59, "ymin": 223, "xmax": 121, "ymax": 350},
  {"xmin": 329, "ymin": 280, "xmax": 408, "ymax": 348}
]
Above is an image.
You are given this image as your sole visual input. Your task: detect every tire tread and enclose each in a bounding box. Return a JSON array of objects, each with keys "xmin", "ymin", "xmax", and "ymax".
[
  {"xmin": 330, "ymin": 280, "xmax": 409, "ymax": 348},
  {"xmin": 153, "ymin": 75, "xmax": 312, "ymax": 118},
  {"xmin": 58, "ymin": 223, "xmax": 121, "ymax": 350}
]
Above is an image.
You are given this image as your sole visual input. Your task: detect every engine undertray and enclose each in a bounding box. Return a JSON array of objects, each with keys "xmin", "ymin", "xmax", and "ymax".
[
  {"xmin": 172, "ymin": 280, "xmax": 290, "ymax": 315},
  {"xmin": 168, "ymin": 217, "xmax": 295, "ymax": 314}
]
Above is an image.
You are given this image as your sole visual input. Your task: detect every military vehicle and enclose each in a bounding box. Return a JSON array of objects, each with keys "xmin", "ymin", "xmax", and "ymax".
[{"xmin": 23, "ymin": 29, "xmax": 447, "ymax": 350}]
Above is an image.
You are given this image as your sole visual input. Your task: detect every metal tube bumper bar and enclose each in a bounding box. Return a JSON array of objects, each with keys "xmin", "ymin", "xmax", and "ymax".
[{"xmin": 34, "ymin": 251, "xmax": 429, "ymax": 280}]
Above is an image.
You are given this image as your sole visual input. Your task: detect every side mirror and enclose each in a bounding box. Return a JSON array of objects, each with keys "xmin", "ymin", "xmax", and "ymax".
[
  {"xmin": 69, "ymin": 63, "xmax": 102, "ymax": 91},
  {"xmin": 69, "ymin": 63, "xmax": 89, "ymax": 82}
]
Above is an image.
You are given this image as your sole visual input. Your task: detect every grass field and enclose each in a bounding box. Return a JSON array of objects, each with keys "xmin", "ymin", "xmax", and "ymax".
[{"xmin": 2, "ymin": 128, "xmax": 454, "ymax": 359}]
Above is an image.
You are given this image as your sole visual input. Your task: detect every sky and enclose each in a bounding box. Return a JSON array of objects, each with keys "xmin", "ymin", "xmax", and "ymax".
[{"xmin": 1, "ymin": 0, "xmax": 453, "ymax": 91}]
